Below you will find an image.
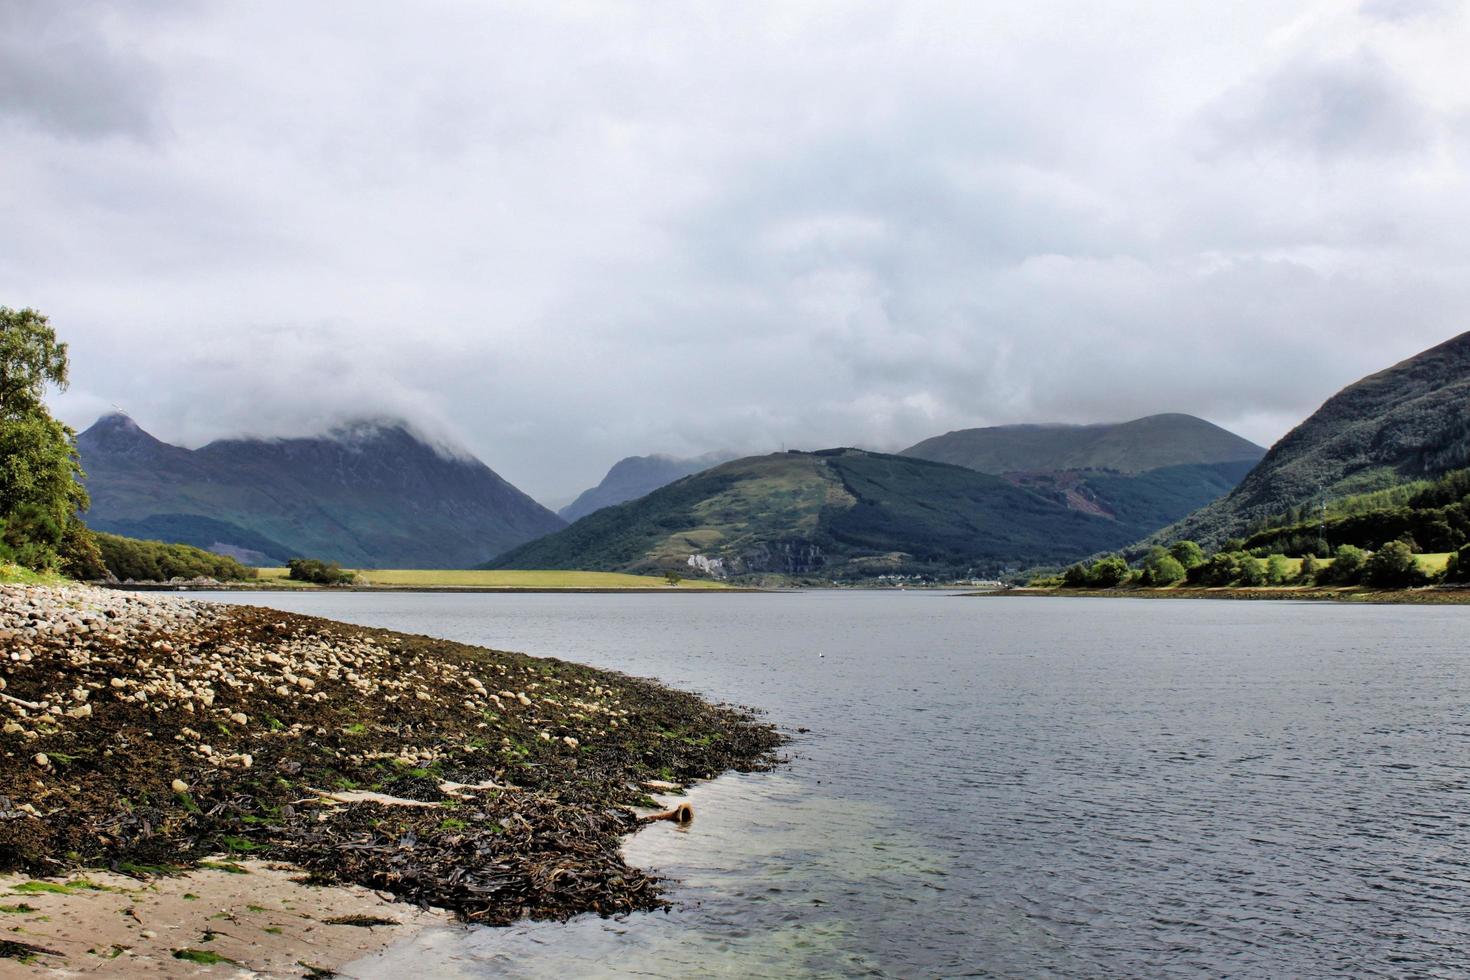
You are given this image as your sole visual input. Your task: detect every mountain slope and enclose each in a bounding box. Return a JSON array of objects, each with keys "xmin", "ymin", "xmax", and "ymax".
[
  {"xmin": 488, "ymin": 449, "xmax": 1139, "ymax": 579},
  {"xmin": 1159, "ymin": 331, "xmax": 1470, "ymax": 547},
  {"xmin": 78, "ymin": 414, "xmax": 565, "ymax": 568},
  {"xmin": 560, "ymin": 451, "xmax": 738, "ymax": 522},
  {"xmin": 902, "ymin": 413, "xmax": 1264, "ymax": 475}
]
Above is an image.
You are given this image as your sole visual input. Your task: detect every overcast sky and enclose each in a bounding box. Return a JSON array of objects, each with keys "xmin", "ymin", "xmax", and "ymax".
[{"xmin": 5, "ymin": 1, "xmax": 1470, "ymax": 504}]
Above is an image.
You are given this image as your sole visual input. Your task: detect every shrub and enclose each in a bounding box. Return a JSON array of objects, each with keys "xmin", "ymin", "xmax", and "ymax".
[
  {"xmin": 1062, "ymin": 563, "xmax": 1090, "ymax": 588},
  {"xmin": 1320, "ymin": 544, "xmax": 1367, "ymax": 585},
  {"xmin": 1140, "ymin": 547, "xmax": 1185, "ymax": 586},
  {"xmin": 1363, "ymin": 540, "xmax": 1424, "ymax": 588},
  {"xmin": 96, "ymin": 533, "xmax": 256, "ymax": 582},
  {"xmin": 287, "ymin": 558, "xmax": 356, "ymax": 585},
  {"xmin": 1266, "ymin": 554, "xmax": 1291, "ymax": 585},
  {"xmin": 1298, "ymin": 554, "xmax": 1320, "ymax": 582},
  {"xmin": 1237, "ymin": 555, "xmax": 1268, "ymax": 586},
  {"xmin": 1087, "ymin": 554, "xmax": 1129, "ymax": 588},
  {"xmin": 1169, "ymin": 540, "xmax": 1205, "ymax": 570},
  {"xmin": 1445, "ymin": 544, "xmax": 1470, "ymax": 583},
  {"xmin": 58, "ymin": 520, "xmax": 107, "ymax": 580}
]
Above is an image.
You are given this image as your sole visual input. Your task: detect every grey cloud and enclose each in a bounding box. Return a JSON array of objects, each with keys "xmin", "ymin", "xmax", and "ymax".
[
  {"xmin": 0, "ymin": 1, "xmax": 162, "ymax": 139},
  {"xmin": 8, "ymin": 2, "xmax": 1470, "ymax": 502},
  {"xmin": 1358, "ymin": 0, "xmax": 1451, "ymax": 23},
  {"xmin": 1197, "ymin": 49, "xmax": 1432, "ymax": 160}
]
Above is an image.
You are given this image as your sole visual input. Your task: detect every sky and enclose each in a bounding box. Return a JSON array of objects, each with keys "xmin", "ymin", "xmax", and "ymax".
[{"xmin": 4, "ymin": 1, "xmax": 1470, "ymax": 506}]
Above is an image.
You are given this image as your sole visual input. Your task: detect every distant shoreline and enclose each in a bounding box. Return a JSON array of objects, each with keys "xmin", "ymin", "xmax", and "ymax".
[
  {"xmin": 971, "ymin": 586, "xmax": 1470, "ymax": 605},
  {"xmin": 103, "ymin": 582, "xmax": 771, "ymax": 594}
]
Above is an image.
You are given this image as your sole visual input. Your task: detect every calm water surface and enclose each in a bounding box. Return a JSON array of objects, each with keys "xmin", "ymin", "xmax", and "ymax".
[{"xmin": 195, "ymin": 591, "xmax": 1470, "ymax": 977}]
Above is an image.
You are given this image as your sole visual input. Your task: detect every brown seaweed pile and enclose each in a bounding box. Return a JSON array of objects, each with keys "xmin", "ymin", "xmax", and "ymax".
[{"xmin": 0, "ymin": 586, "xmax": 782, "ymax": 923}]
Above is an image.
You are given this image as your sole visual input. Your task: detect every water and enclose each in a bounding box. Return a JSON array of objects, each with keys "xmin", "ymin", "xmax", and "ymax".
[{"xmin": 193, "ymin": 590, "xmax": 1470, "ymax": 977}]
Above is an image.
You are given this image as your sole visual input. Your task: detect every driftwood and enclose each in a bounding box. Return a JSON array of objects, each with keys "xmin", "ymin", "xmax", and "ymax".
[{"xmin": 642, "ymin": 802, "xmax": 693, "ymax": 824}]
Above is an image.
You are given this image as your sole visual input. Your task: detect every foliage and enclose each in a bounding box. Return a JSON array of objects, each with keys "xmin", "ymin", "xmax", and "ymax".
[
  {"xmin": 58, "ymin": 519, "xmax": 107, "ymax": 580},
  {"xmin": 286, "ymin": 558, "xmax": 356, "ymax": 585},
  {"xmin": 96, "ymin": 533, "xmax": 257, "ymax": 582},
  {"xmin": 1169, "ymin": 540, "xmax": 1205, "ymax": 569},
  {"xmin": 1087, "ymin": 555, "xmax": 1130, "ymax": 587},
  {"xmin": 1236, "ymin": 555, "xmax": 1268, "ymax": 586},
  {"xmin": 1445, "ymin": 545, "xmax": 1470, "ymax": 583},
  {"xmin": 1318, "ymin": 545, "xmax": 1367, "ymax": 585},
  {"xmin": 1139, "ymin": 547, "xmax": 1185, "ymax": 586},
  {"xmin": 0, "ymin": 308, "xmax": 88, "ymax": 572},
  {"xmin": 1363, "ymin": 540, "xmax": 1426, "ymax": 588},
  {"xmin": 1298, "ymin": 553, "xmax": 1320, "ymax": 582},
  {"xmin": 663, "ymin": 571, "xmax": 682, "ymax": 586},
  {"xmin": 1266, "ymin": 553, "xmax": 1292, "ymax": 585}
]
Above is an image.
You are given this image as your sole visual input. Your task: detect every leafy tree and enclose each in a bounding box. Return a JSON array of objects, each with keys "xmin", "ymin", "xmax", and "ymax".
[
  {"xmin": 1169, "ymin": 540, "xmax": 1205, "ymax": 570},
  {"xmin": 1237, "ymin": 555, "xmax": 1268, "ymax": 586},
  {"xmin": 1364, "ymin": 540, "xmax": 1422, "ymax": 588},
  {"xmin": 96, "ymin": 533, "xmax": 255, "ymax": 581},
  {"xmin": 0, "ymin": 307, "xmax": 89, "ymax": 571},
  {"xmin": 664, "ymin": 570, "xmax": 683, "ymax": 586},
  {"xmin": 1322, "ymin": 544, "xmax": 1367, "ymax": 584},
  {"xmin": 287, "ymin": 557, "xmax": 356, "ymax": 585},
  {"xmin": 1140, "ymin": 546, "xmax": 1185, "ymax": 586},
  {"xmin": 1298, "ymin": 553, "xmax": 1320, "ymax": 582},
  {"xmin": 1191, "ymin": 551, "xmax": 1242, "ymax": 586},
  {"xmin": 1062, "ymin": 563, "xmax": 1090, "ymax": 588},
  {"xmin": 1088, "ymin": 554, "xmax": 1129, "ymax": 588},
  {"xmin": 1445, "ymin": 544, "xmax": 1470, "ymax": 583},
  {"xmin": 1265, "ymin": 554, "xmax": 1291, "ymax": 585}
]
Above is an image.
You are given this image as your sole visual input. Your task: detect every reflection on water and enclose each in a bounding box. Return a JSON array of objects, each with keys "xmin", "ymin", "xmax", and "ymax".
[{"xmin": 196, "ymin": 590, "xmax": 1470, "ymax": 977}]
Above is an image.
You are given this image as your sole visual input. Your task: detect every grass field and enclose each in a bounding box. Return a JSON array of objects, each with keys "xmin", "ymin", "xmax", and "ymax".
[
  {"xmin": 0, "ymin": 563, "xmax": 68, "ymax": 586},
  {"xmin": 252, "ymin": 568, "xmax": 728, "ymax": 590}
]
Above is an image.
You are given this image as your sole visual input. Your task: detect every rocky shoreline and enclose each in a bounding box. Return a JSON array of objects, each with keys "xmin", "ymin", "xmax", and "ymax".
[
  {"xmin": 979, "ymin": 585, "xmax": 1470, "ymax": 603},
  {"xmin": 0, "ymin": 586, "xmax": 782, "ymax": 972}
]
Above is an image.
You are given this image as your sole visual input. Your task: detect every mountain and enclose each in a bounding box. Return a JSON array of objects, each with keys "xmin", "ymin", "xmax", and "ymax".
[
  {"xmin": 488, "ymin": 448, "xmax": 1143, "ymax": 580},
  {"xmin": 901, "ymin": 413, "xmax": 1264, "ymax": 474},
  {"xmin": 1157, "ymin": 332, "xmax": 1470, "ymax": 547},
  {"xmin": 77, "ymin": 414, "xmax": 565, "ymax": 568},
  {"xmin": 900, "ymin": 413, "xmax": 1265, "ymax": 539},
  {"xmin": 560, "ymin": 451, "xmax": 738, "ymax": 522}
]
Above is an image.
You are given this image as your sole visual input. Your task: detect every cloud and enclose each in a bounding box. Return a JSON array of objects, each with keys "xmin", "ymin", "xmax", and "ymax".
[
  {"xmin": 1197, "ymin": 49, "xmax": 1432, "ymax": 160},
  {"xmin": 4, "ymin": 2, "xmax": 1469, "ymax": 502},
  {"xmin": 0, "ymin": 1, "xmax": 163, "ymax": 140}
]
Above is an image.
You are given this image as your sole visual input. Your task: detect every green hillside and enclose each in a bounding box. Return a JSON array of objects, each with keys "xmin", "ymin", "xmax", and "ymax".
[
  {"xmin": 487, "ymin": 449, "xmax": 1138, "ymax": 580},
  {"xmin": 902, "ymin": 413, "xmax": 1264, "ymax": 475},
  {"xmin": 1159, "ymin": 331, "xmax": 1470, "ymax": 547}
]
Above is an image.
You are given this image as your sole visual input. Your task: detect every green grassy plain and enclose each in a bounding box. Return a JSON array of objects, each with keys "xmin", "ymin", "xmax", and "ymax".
[
  {"xmin": 252, "ymin": 567, "xmax": 727, "ymax": 590},
  {"xmin": 0, "ymin": 563, "xmax": 69, "ymax": 586}
]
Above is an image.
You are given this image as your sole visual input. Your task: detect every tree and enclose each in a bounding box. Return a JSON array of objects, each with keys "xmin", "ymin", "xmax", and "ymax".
[
  {"xmin": 286, "ymin": 558, "xmax": 356, "ymax": 585},
  {"xmin": 1445, "ymin": 544, "xmax": 1470, "ymax": 583},
  {"xmin": 1062, "ymin": 563, "xmax": 1089, "ymax": 588},
  {"xmin": 1298, "ymin": 553, "xmax": 1320, "ymax": 583},
  {"xmin": 1364, "ymin": 540, "xmax": 1422, "ymax": 588},
  {"xmin": 1237, "ymin": 555, "xmax": 1268, "ymax": 586},
  {"xmin": 664, "ymin": 570, "xmax": 682, "ymax": 586},
  {"xmin": 1324, "ymin": 544, "xmax": 1367, "ymax": 584},
  {"xmin": 1140, "ymin": 546, "xmax": 1184, "ymax": 586},
  {"xmin": 1169, "ymin": 540, "xmax": 1205, "ymax": 570},
  {"xmin": 1266, "ymin": 554, "xmax": 1291, "ymax": 585},
  {"xmin": 0, "ymin": 308, "xmax": 89, "ymax": 571},
  {"xmin": 1088, "ymin": 554, "xmax": 1129, "ymax": 588}
]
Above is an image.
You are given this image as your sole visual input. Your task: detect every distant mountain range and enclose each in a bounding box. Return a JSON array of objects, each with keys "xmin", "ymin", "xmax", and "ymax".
[
  {"xmin": 1158, "ymin": 332, "xmax": 1470, "ymax": 547},
  {"xmin": 901, "ymin": 413, "xmax": 1264, "ymax": 474},
  {"xmin": 490, "ymin": 448, "xmax": 1185, "ymax": 580},
  {"xmin": 77, "ymin": 414, "xmax": 564, "ymax": 568},
  {"xmin": 900, "ymin": 413, "xmax": 1265, "ymax": 537},
  {"xmin": 560, "ymin": 451, "xmax": 739, "ymax": 522}
]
